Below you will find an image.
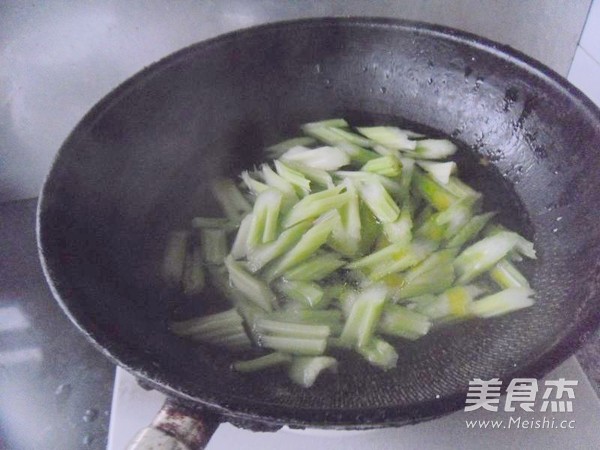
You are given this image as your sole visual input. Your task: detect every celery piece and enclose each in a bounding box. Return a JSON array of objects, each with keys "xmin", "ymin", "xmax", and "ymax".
[
  {"xmin": 283, "ymin": 186, "xmax": 349, "ymax": 228},
  {"xmin": 254, "ymin": 317, "xmax": 331, "ymax": 339},
  {"xmin": 404, "ymin": 248, "xmax": 459, "ymax": 283},
  {"xmin": 262, "ymin": 164, "xmax": 298, "ymax": 200},
  {"xmin": 347, "ymin": 239, "xmax": 412, "ymax": 271},
  {"xmin": 266, "ymin": 309, "xmax": 343, "ymax": 335},
  {"xmin": 410, "ymin": 139, "xmax": 457, "ymax": 159},
  {"xmin": 200, "ymin": 228, "xmax": 228, "ymax": 265},
  {"xmin": 356, "ymin": 126, "xmax": 418, "ymax": 150},
  {"xmin": 383, "ymin": 205, "xmax": 413, "ymax": 243},
  {"xmin": 358, "ymin": 200, "xmax": 381, "ymax": 255},
  {"xmin": 335, "ymin": 171, "xmax": 403, "ymax": 198},
  {"xmin": 288, "ymin": 356, "xmax": 338, "ymax": 388},
  {"xmin": 161, "ymin": 230, "xmax": 189, "ymax": 286},
  {"xmin": 417, "ymin": 285, "xmax": 481, "ymax": 320},
  {"xmin": 303, "ymin": 118, "xmax": 349, "ymax": 128},
  {"xmin": 328, "ymin": 179, "xmax": 362, "ymax": 256},
  {"xmin": 302, "ymin": 124, "xmax": 377, "ymax": 162},
  {"xmin": 413, "ymin": 170, "xmax": 458, "ymax": 210},
  {"xmin": 394, "ymin": 264, "xmax": 455, "ymax": 300},
  {"xmin": 247, "ymin": 188, "xmax": 283, "ymax": 246},
  {"xmin": 490, "ymin": 259, "xmax": 530, "ymax": 289},
  {"xmin": 230, "ymin": 214, "xmax": 253, "ymax": 260},
  {"xmin": 328, "ymin": 127, "xmax": 374, "ymax": 147},
  {"xmin": 267, "ymin": 137, "xmax": 317, "ymax": 157},
  {"xmin": 246, "ymin": 221, "xmax": 311, "ymax": 272},
  {"xmin": 515, "ymin": 234, "xmax": 537, "ymax": 260},
  {"xmin": 260, "ymin": 335, "xmax": 327, "ymax": 356},
  {"xmin": 378, "ymin": 304, "xmax": 432, "ymax": 340},
  {"xmin": 469, "ymin": 288, "xmax": 534, "ymax": 318},
  {"xmin": 367, "ymin": 239, "xmax": 438, "ymax": 281},
  {"xmin": 416, "ymin": 161, "xmax": 457, "ymax": 184},
  {"xmin": 445, "ymin": 177, "xmax": 481, "ymax": 200},
  {"xmin": 446, "ymin": 212, "xmax": 495, "ymax": 249},
  {"xmin": 276, "ymin": 280, "xmax": 325, "ymax": 308},
  {"xmin": 281, "ymin": 160, "xmax": 334, "ymax": 188},
  {"xmin": 335, "ymin": 141, "xmax": 380, "ymax": 164},
  {"xmin": 416, "ymin": 212, "xmax": 448, "ymax": 242},
  {"xmin": 372, "ymin": 144, "xmax": 400, "ymax": 158},
  {"xmin": 358, "ymin": 338, "xmax": 399, "ymax": 370},
  {"xmin": 182, "ymin": 242, "xmax": 205, "ymax": 297},
  {"xmin": 268, "ymin": 211, "xmax": 338, "ymax": 278},
  {"xmin": 435, "ymin": 196, "xmax": 477, "ymax": 240},
  {"xmin": 211, "ymin": 178, "xmax": 252, "ymax": 222},
  {"xmin": 233, "ymin": 352, "xmax": 292, "ymax": 373},
  {"xmin": 454, "ymin": 231, "xmax": 521, "ymax": 283},
  {"xmin": 361, "ymin": 155, "xmax": 403, "ymax": 177},
  {"xmin": 339, "ymin": 284, "xmax": 387, "ymax": 348},
  {"xmin": 225, "ymin": 255, "xmax": 275, "ymax": 311},
  {"xmin": 339, "ymin": 289, "xmax": 360, "ymax": 318},
  {"xmin": 399, "ymin": 157, "xmax": 416, "ymax": 199},
  {"xmin": 283, "ymin": 253, "xmax": 345, "ymax": 281},
  {"xmin": 170, "ymin": 308, "xmax": 242, "ymax": 337},
  {"xmin": 274, "ymin": 160, "xmax": 311, "ymax": 196},
  {"xmin": 241, "ymin": 171, "xmax": 269, "ymax": 195},
  {"xmin": 357, "ymin": 179, "xmax": 400, "ymax": 223}
]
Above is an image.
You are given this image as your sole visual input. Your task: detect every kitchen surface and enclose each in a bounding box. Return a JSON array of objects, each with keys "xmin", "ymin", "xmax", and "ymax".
[{"xmin": 2, "ymin": 1, "xmax": 600, "ymax": 449}]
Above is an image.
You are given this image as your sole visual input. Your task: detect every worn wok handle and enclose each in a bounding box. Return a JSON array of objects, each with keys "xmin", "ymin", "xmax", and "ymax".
[{"xmin": 127, "ymin": 398, "xmax": 220, "ymax": 450}]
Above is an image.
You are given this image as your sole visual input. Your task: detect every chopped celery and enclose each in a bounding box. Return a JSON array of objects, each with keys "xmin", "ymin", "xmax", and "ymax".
[
  {"xmin": 416, "ymin": 161, "xmax": 457, "ymax": 184},
  {"xmin": 347, "ymin": 239, "xmax": 412, "ymax": 271},
  {"xmin": 161, "ymin": 231, "xmax": 189, "ymax": 286},
  {"xmin": 469, "ymin": 288, "xmax": 534, "ymax": 318},
  {"xmin": 233, "ymin": 352, "xmax": 292, "ymax": 373},
  {"xmin": 394, "ymin": 263, "xmax": 455, "ymax": 300},
  {"xmin": 454, "ymin": 231, "xmax": 521, "ymax": 283},
  {"xmin": 335, "ymin": 171, "xmax": 403, "ymax": 198},
  {"xmin": 276, "ymin": 280, "xmax": 325, "ymax": 308},
  {"xmin": 182, "ymin": 242, "xmax": 205, "ymax": 296},
  {"xmin": 267, "ymin": 137, "xmax": 317, "ymax": 156},
  {"xmin": 200, "ymin": 228, "xmax": 228, "ymax": 265},
  {"xmin": 230, "ymin": 214, "xmax": 253, "ymax": 260},
  {"xmin": 410, "ymin": 139, "xmax": 457, "ymax": 159},
  {"xmin": 435, "ymin": 196, "xmax": 477, "ymax": 240},
  {"xmin": 383, "ymin": 205, "xmax": 413, "ymax": 243},
  {"xmin": 361, "ymin": 155, "xmax": 402, "ymax": 177},
  {"xmin": 413, "ymin": 170, "xmax": 458, "ymax": 210},
  {"xmin": 490, "ymin": 259, "xmax": 530, "ymax": 289},
  {"xmin": 444, "ymin": 177, "xmax": 481, "ymax": 200},
  {"xmin": 170, "ymin": 308, "xmax": 243, "ymax": 337},
  {"xmin": 262, "ymin": 164, "xmax": 298, "ymax": 200},
  {"xmin": 358, "ymin": 338, "xmax": 398, "ymax": 370},
  {"xmin": 241, "ymin": 171, "xmax": 269, "ymax": 195},
  {"xmin": 288, "ymin": 356, "xmax": 338, "ymax": 387},
  {"xmin": 267, "ymin": 309, "xmax": 343, "ymax": 335},
  {"xmin": 260, "ymin": 335, "xmax": 327, "ymax": 356},
  {"xmin": 328, "ymin": 179, "xmax": 362, "ymax": 256},
  {"xmin": 339, "ymin": 284, "xmax": 387, "ymax": 348},
  {"xmin": 247, "ymin": 188, "xmax": 283, "ymax": 246},
  {"xmin": 283, "ymin": 253, "xmax": 345, "ymax": 281},
  {"xmin": 416, "ymin": 212, "xmax": 448, "ymax": 242},
  {"xmin": 281, "ymin": 160, "xmax": 334, "ymax": 188},
  {"xmin": 246, "ymin": 221, "xmax": 311, "ymax": 272},
  {"xmin": 417, "ymin": 285, "xmax": 482, "ymax": 320},
  {"xmin": 367, "ymin": 239, "xmax": 438, "ymax": 281},
  {"xmin": 446, "ymin": 212, "xmax": 495, "ymax": 249},
  {"xmin": 274, "ymin": 160, "xmax": 311, "ymax": 196},
  {"xmin": 225, "ymin": 255, "xmax": 275, "ymax": 311},
  {"xmin": 328, "ymin": 127, "xmax": 374, "ymax": 147},
  {"xmin": 358, "ymin": 200, "xmax": 380, "ymax": 254},
  {"xmin": 211, "ymin": 178, "xmax": 252, "ymax": 222},
  {"xmin": 378, "ymin": 304, "xmax": 431, "ymax": 340},
  {"xmin": 404, "ymin": 248, "xmax": 459, "ymax": 282},
  {"xmin": 254, "ymin": 317, "xmax": 331, "ymax": 339},
  {"xmin": 335, "ymin": 141, "xmax": 380, "ymax": 164},
  {"xmin": 399, "ymin": 157, "xmax": 416, "ymax": 199},
  {"xmin": 356, "ymin": 126, "xmax": 417, "ymax": 150},
  {"xmin": 357, "ymin": 179, "xmax": 400, "ymax": 223},
  {"xmin": 303, "ymin": 118, "xmax": 349, "ymax": 128},
  {"xmin": 283, "ymin": 185, "xmax": 349, "ymax": 227}
]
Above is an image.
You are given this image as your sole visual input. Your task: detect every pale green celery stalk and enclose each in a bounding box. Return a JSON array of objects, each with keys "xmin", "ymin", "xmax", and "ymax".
[
  {"xmin": 357, "ymin": 179, "xmax": 400, "ymax": 223},
  {"xmin": 404, "ymin": 248, "xmax": 459, "ymax": 283},
  {"xmin": 247, "ymin": 188, "xmax": 283, "ymax": 246},
  {"xmin": 486, "ymin": 225, "xmax": 536, "ymax": 260},
  {"xmin": 414, "ymin": 204, "xmax": 435, "ymax": 228},
  {"xmin": 182, "ymin": 242, "xmax": 205, "ymax": 296},
  {"xmin": 393, "ymin": 263, "xmax": 455, "ymax": 300},
  {"xmin": 347, "ymin": 239, "xmax": 412, "ymax": 271},
  {"xmin": 233, "ymin": 352, "xmax": 292, "ymax": 373},
  {"xmin": 241, "ymin": 171, "xmax": 269, "ymax": 195},
  {"xmin": 399, "ymin": 157, "xmax": 416, "ymax": 199},
  {"xmin": 267, "ymin": 309, "xmax": 343, "ymax": 335},
  {"xmin": 211, "ymin": 178, "xmax": 252, "ymax": 222},
  {"xmin": 372, "ymin": 144, "xmax": 400, "ymax": 158},
  {"xmin": 170, "ymin": 308, "xmax": 242, "ymax": 336},
  {"xmin": 416, "ymin": 161, "xmax": 457, "ymax": 184},
  {"xmin": 225, "ymin": 255, "xmax": 275, "ymax": 311},
  {"xmin": 261, "ymin": 164, "xmax": 298, "ymax": 200},
  {"xmin": 356, "ymin": 126, "xmax": 418, "ymax": 150},
  {"xmin": 469, "ymin": 288, "xmax": 534, "ymax": 318},
  {"xmin": 361, "ymin": 155, "xmax": 402, "ymax": 177},
  {"xmin": 283, "ymin": 253, "xmax": 345, "ymax": 281},
  {"xmin": 415, "ymin": 285, "xmax": 482, "ymax": 320},
  {"xmin": 358, "ymin": 200, "xmax": 380, "ymax": 255},
  {"xmin": 335, "ymin": 171, "xmax": 403, "ymax": 198},
  {"xmin": 281, "ymin": 160, "xmax": 334, "ymax": 188},
  {"xmin": 230, "ymin": 214, "xmax": 254, "ymax": 260},
  {"xmin": 335, "ymin": 141, "xmax": 380, "ymax": 165},
  {"xmin": 268, "ymin": 211, "xmax": 338, "ymax": 278},
  {"xmin": 415, "ymin": 212, "xmax": 448, "ymax": 242},
  {"xmin": 339, "ymin": 290, "xmax": 359, "ymax": 318},
  {"xmin": 435, "ymin": 196, "xmax": 477, "ymax": 240},
  {"xmin": 446, "ymin": 212, "xmax": 495, "ymax": 249},
  {"xmin": 302, "ymin": 118, "xmax": 349, "ymax": 128},
  {"xmin": 490, "ymin": 259, "xmax": 530, "ymax": 289},
  {"xmin": 368, "ymin": 239, "xmax": 438, "ymax": 281},
  {"xmin": 191, "ymin": 217, "xmax": 232, "ymax": 229},
  {"xmin": 246, "ymin": 221, "xmax": 311, "ymax": 272},
  {"xmin": 378, "ymin": 304, "xmax": 432, "ymax": 340},
  {"xmin": 302, "ymin": 124, "xmax": 378, "ymax": 164},
  {"xmin": 200, "ymin": 228, "xmax": 228, "ymax": 265},
  {"xmin": 402, "ymin": 294, "xmax": 437, "ymax": 306},
  {"xmin": 328, "ymin": 179, "xmax": 362, "ymax": 256},
  {"xmin": 276, "ymin": 280, "xmax": 325, "ymax": 308},
  {"xmin": 357, "ymin": 338, "xmax": 399, "ymax": 370},
  {"xmin": 283, "ymin": 186, "xmax": 349, "ymax": 227},
  {"xmin": 267, "ymin": 137, "xmax": 317, "ymax": 157},
  {"xmin": 328, "ymin": 127, "xmax": 374, "ymax": 147},
  {"xmin": 260, "ymin": 335, "xmax": 327, "ymax": 356},
  {"xmin": 413, "ymin": 170, "xmax": 458, "ymax": 210},
  {"xmin": 254, "ymin": 317, "xmax": 331, "ymax": 339},
  {"xmin": 274, "ymin": 160, "xmax": 311, "ymax": 196},
  {"xmin": 445, "ymin": 176, "xmax": 481, "ymax": 200},
  {"xmin": 454, "ymin": 231, "xmax": 521, "ymax": 283},
  {"xmin": 383, "ymin": 205, "xmax": 413, "ymax": 243},
  {"xmin": 288, "ymin": 356, "xmax": 338, "ymax": 388},
  {"xmin": 339, "ymin": 284, "xmax": 388, "ymax": 348},
  {"xmin": 409, "ymin": 139, "xmax": 457, "ymax": 159},
  {"xmin": 161, "ymin": 230, "xmax": 189, "ymax": 286}
]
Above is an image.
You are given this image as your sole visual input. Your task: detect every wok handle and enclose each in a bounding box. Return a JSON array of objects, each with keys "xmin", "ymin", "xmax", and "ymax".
[{"xmin": 126, "ymin": 398, "xmax": 220, "ymax": 450}]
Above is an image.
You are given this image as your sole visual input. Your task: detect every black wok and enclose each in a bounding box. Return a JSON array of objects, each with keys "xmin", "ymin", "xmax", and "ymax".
[{"xmin": 37, "ymin": 17, "xmax": 600, "ymax": 447}]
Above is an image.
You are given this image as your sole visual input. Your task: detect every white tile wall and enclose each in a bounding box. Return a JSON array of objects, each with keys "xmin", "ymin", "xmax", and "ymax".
[{"xmin": 569, "ymin": 0, "xmax": 600, "ymax": 107}]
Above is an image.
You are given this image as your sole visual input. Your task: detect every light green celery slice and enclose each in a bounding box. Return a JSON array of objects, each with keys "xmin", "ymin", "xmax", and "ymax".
[
  {"xmin": 399, "ymin": 157, "xmax": 416, "ymax": 199},
  {"xmin": 336, "ymin": 171, "xmax": 403, "ymax": 199},
  {"xmin": 161, "ymin": 230, "xmax": 189, "ymax": 286},
  {"xmin": 339, "ymin": 284, "xmax": 388, "ymax": 348},
  {"xmin": 405, "ymin": 248, "xmax": 459, "ymax": 283},
  {"xmin": 267, "ymin": 137, "xmax": 317, "ymax": 156},
  {"xmin": 347, "ymin": 239, "xmax": 412, "ymax": 271},
  {"xmin": 378, "ymin": 304, "xmax": 432, "ymax": 340},
  {"xmin": 328, "ymin": 127, "xmax": 374, "ymax": 147},
  {"xmin": 357, "ymin": 338, "xmax": 399, "ymax": 370},
  {"xmin": 435, "ymin": 196, "xmax": 477, "ymax": 240},
  {"xmin": 416, "ymin": 285, "xmax": 482, "ymax": 320},
  {"xmin": 357, "ymin": 179, "xmax": 400, "ymax": 223},
  {"xmin": 262, "ymin": 164, "xmax": 298, "ymax": 200},
  {"xmin": 334, "ymin": 141, "xmax": 380, "ymax": 164},
  {"xmin": 454, "ymin": 231, "xmax": 521, "ymax": 284},
  {"xmin": 414, "ymin": 204, "xmax": 435, "ymax": 228},
  {"xmin": 268, "ymin": 211, "xmax": 338, "ymax": 278},
  {"xmin": 410, "ymin": 139, "xmax": 457, "ymax": 159},
  {"xmin": 288, "ymin": 356, "xmax": 338, "ymax": 388},
  {"xmin": 283, "ymin": 253, "xmax": 345, "ymax": 281},
  {"xmin": 368, "ymin": 239, "xmax": 438, "ymax": 281},
  {"xmin": 170, "ymin": 308, "xmax": 242, "ymax": 336},
  {"xmin": 274, "ymin": 160, "xmax": 311, "ymax": 196},
  {"xmin": 446, "ymin": 212, "xmax": 495, "ymax": 249},
  {"xmin": 356, "ymin": 126, "xmax": 418, "ymax": 150},
  {"xmin": 416, "ymin": 161, "xmax": 457, "ymax": 184},
  {"xmin": 182, "ymin": 242, "xmax": 205, "ymax": 296},
  {"xmin": 302, "ymin": 124, "xmax": 378, "ymax": 164},
  {"xmin": 361, "ymin": 155, "xmax": 403, "ymax": 177},
  {"xmin": 490, "ymin": 259, "xmax": 530, "ymax": 289},
  {"xmin": 413, "ymin": 170, "xmax": 458, "ymax": 210},
  {"xmin": 383, "ymin": 205, "xmax": 413, "ymax": 243},
  {"xmin": 200, "ymin": 228, "xmax": 228, "ymax": 265},
  {"xmin": 276, "ymin": 280, "xmax": 325, "ymax": 308},
  {"xmin": 281, "ymin": 160, "xmax": 335, "ymax": 188},
  {"xmin": 230, "ymin": 214, "xmax": 253, "ymax": 260},
  {"xmin": 358, "ymin": 200, "xmax": 380, "ymax": 255},
  {"xmin": 469, "ymin": 288, "xmax": 534, "ymax": 318},
  {"xmin": 444, "ymin": 176, "xmax": 481, "ymax": 200},
  {"xmin": 328, "ymin": 179, "xmax": 362, "ymax": 256},
  {"xmin": 283, "ymin": 186, "xmax": 349, "ymax": 228},
  {"xmin": 260, "ymin": 335, "xmax": 327, "ymax": 356},
  {"xmin": 233, "ymin": 352, "xmax": 292, "ymax": 373},
  {"xmin": 416, "ymin": 212, "xmax": 448, "ymax": 242},
  {"xmin": 246, "ymin": 221, "xmax": 312, "ymax": 272},
  {"xmin": 225, "ymin": 255, "xmax": 275, "ymax": 311},
  {"xmin": 254, "ymin": 317, "xmax": 331, "ymax": 339},
  {"xmin": 266, "ymin": 309, "xmax": 343, "ymax": 335},
  {"xmin": 394, "ymin": 264, "xmax": 455, "ymax": 300},
  {"xmin": 247, "ymin": 188, "xmax": 283, "ymax": 246},
  {"xmin": 484, "ymin": 224, "xmax": 536, "ymax": 260},
  {"xmin": 241, "ymin": 171, "xmax": 269, "ymax": 195},
  {"xmin": 339, "ymin": 289, "xmax": 360, "ymax": 318},
  {"xmin": 211, "ymin": 178, "xmax": 252, "ymax": 222},
  {"xmin": 303, "ymin": 118, "xmax": 349, "ymax": 128}
]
